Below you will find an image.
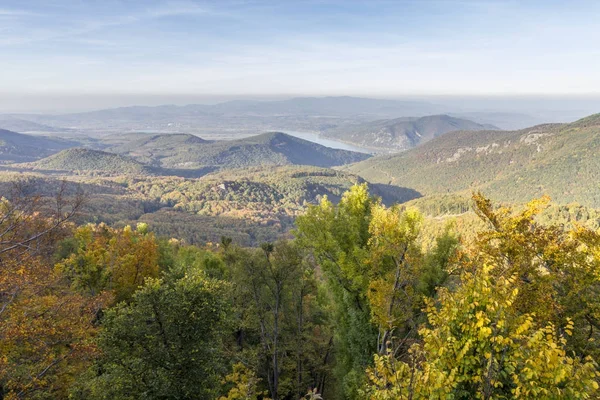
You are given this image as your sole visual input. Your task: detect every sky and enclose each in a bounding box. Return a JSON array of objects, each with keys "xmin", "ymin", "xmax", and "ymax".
[{"xmin": 1, "ymin": 0, "xmax": 600, "ymax": 112}]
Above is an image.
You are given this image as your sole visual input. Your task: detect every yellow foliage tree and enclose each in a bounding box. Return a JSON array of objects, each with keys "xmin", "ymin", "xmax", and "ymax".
[
  {"xmin": 470, "ymin": 193, "xmax": 600, "ymax": 360},
  {"xmin": 364, "ymin": 264, "xmax": 599, "ymax": 399},
  {"xmin": 56, "ymin": 223, "xmax": 160, "ymax": 302},
  {"xmin": 367, "ymin": 204, "xmax": 423, "ymax": 354},
  {"xmin": 0, "ymin": 182, "xmax": 110, "ymax": 398},
  {"xmin": 218, "ymin": 363, "xmax": 270, "ymax": 400}
]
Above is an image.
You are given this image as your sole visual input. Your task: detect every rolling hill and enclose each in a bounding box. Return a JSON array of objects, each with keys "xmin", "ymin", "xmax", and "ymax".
[
  {"xmin": 116, "ymin": 165, "xmax": 420, "ymax": 244},
  {"xmin": 348, "ymin": 113, "xmax": 600, "ymax": 206},
  {"xmin": 0, "ymin": 165, "xmax": 419, "ymax": 246},
  {"xmin": 324, "ymin": 115, "xmax": 497, "ymax": 151},
  {"xmin": 98, "ymin": 131, "xmax": 187, "ymax": 146},
  {"xmin": 448, "ymin": 112, "xmax": 543, "ymax": 131},
  {"xmin": 108, "ymin": 133, "xmax": 210, "ymax": 165},
  {"xmin": 23, "ymin": 148, "xmax": 152, "ymax": 174},
  {"xmin": 110, "ymin": 131, "xmax": 371, "ymax": 169},
  {"xmin": 0, "ymin": 116, "xmax": 66, "ymax": 133},
  {"xmin": 0, "ymin": 129, "xmax": 79, "ymax": 163}
]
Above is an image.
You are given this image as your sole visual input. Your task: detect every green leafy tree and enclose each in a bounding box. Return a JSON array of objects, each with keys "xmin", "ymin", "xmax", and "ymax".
[
  {"xmin": 218, "ymin": 362, "xmax": 270, "ymax": 400},
  {"xmin": 296, "ymin": 184, "xmax": 456, "ymax": 398},
  {"xmin": 367, "ymin": 203, "xmax": 424, "ymax": 354},
  {"xmin": 364, "ymin": 193, "xmax": 600, "ymax": 399},
  {"xmin": 296, "ymin": 184, "xmax": 377, "ymax": 398},
  {"xmin": 226, "ymin": 241, "xmax": 330, "ymax": 399},
  {"xmin": 76, "ymin": 272, "xmax": 231, "ymax": 400}
]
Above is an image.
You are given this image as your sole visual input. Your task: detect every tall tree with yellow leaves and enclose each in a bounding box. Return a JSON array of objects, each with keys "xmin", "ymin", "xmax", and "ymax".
[
  {"xmin": 56, "ymin": 222, "xmax": 159, "ymax": 303},
  {"xmin": 364, "ymin": 264, "xmax": 599, "ymax": 399},
  {"xmin": 364, "ymin": 193, "xmax": 600, "ymax": 399},
  {"xmin": 0, "ymin": 181, "xmax": 110, "ymax": 399}
]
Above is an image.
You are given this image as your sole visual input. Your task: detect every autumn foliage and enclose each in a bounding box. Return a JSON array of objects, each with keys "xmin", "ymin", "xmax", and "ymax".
[{"xmin": 3, "ymin": 183, "xmax": 600, "ymax": 400}]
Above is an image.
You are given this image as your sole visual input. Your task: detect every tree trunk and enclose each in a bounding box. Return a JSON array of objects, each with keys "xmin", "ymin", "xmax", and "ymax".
[{"xmin": 272, "ymin": 282, "xmax": 281, "ymax": 400}]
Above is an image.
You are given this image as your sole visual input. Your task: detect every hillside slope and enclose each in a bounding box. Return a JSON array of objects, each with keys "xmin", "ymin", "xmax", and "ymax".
[
  {"xmin": 0, "ymin": 117, "xmax": 66, "ymax": 133},
  {"xmin": 324, "ymin": 115, "xmax": 496, "ymax": 151},
  {"xmin": 108, "ymin": 133, "xmax": 209, "ymax": 165},
  {"xmin": 23, "ymin": 148, "xmax": 152, "ymax": 174},
  {"xmin": 126, "ymin": 165, "xmax": 419, "ymax": 243},
  {"xmin": 111, "ymin": 131, "xmax": 371, "ymax": 169},
  {"xmin": 0, "ymin": 129, "xmax": 78, "ymax": 163},
  {"xmin": 348, "ymin": 113, "xmax": 600, "ymax": 206},
  {"xmin": 0, "ymin": 165, "xmax": 419, "ymax": 245}
]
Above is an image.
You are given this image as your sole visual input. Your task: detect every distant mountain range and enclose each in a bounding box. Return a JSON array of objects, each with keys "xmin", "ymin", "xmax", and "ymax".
[
  {"xmin": 27, "ymin": 96, "xmax": 445, "ymax": 122},
  {"xmin": 0, "ymin": 116, "xmax": 67, "ymax": 133},
  {"xmin": 347, "ymin": 113, "xmax": 600, "ymax": 207},
  {"xmin": 0, "ymin": 97, "xmax": 445, "ymax": 136},
  {"xmin": 1, "ymin": 96, "xmax": 547, "ymax": 136},
  {"xmin": 323, "ymin": 114, "xmax": 497, "ymax": 151}
]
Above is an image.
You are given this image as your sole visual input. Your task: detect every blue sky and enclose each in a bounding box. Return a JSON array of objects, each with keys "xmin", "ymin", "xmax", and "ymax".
[{"xmin": 1, "ymin": 0, "xmax": 600, "ymax": 105}]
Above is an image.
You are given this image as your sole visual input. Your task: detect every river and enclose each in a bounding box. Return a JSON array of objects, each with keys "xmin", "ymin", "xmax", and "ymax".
[{"xmin": 282, "ymin": 131, "xmax": 372, "ymax": 154}]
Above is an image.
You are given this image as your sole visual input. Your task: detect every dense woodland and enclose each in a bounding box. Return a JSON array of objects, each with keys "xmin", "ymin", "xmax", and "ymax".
[
  {"xmin": 2, "ymin": 180, "xmax": 600, "ymax": 399},
  {"xmin": 0, "ymin": 166, "xmax": 420, "ymax": 246}
]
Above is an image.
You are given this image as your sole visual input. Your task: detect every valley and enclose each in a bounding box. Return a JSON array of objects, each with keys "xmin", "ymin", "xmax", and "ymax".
[
  {"xmin": 2, "ymin": 95, "xmax": 600, "ymax": 400},
  {"xmin": 2, "ymin": 108, "xmax": 600, "ymax": 248}
]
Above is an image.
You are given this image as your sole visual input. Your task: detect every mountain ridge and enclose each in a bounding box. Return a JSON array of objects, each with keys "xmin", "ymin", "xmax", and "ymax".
[
  {"xmin": 0, "ymin": 129, "xmax": 79, "ymax": 163},
  {"xmin": 347, "ymin": 113, "xmax": 600, "ymax": 206},
  {"xmin": 21, "ymin": 148, "xmax": 153, "ymax": 174},
  {"xmin": 111, "ymin": 131, "xmax": 371, "ymax": 169},
  {"xmin": 324, "ymin": 114, "xmax": 497, "ymax": 151}
]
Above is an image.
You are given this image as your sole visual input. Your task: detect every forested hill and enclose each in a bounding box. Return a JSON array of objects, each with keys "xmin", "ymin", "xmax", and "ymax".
[
  {"xmin": 111, "ymin": 131, "xmax": 371, "ymax": 169},
  {"xmin": 0, "ymin": 129, "xmax": 78, "ymax": 163},
  {"xmin": 22, "ymin": 148, "xmax": 153, "ymax": 174},
  {"xmin": 110, "ymin": 133, "xmax": 209, "ymax": 152},
  {"xmin": 324, "ymin": 114, "xmax": 496, "ymax": 151},
  {"xmin": 0, "ymin": 165, "xmax": 420, "ymax": 246},
  {"xmin": 348, "ymin": 113, "xmax": 600, "ymax": 206},
  {"xmin": 108, "ymin": 133, "xmax": 210, "ymax": 165}
]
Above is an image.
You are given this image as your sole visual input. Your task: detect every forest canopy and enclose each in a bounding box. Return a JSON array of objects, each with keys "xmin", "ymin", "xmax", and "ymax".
[{"xmin": 1, "ymin": 183, "xmax": 600, "ymax": 399}]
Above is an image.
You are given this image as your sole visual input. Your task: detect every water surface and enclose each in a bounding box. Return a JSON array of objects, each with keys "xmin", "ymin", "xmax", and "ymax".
[{"xmin": 283, "ymin": 131, "xmax": 372, "ymax": 154}]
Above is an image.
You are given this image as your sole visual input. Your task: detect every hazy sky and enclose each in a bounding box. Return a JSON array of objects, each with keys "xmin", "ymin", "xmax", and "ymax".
[{"xmin": 1, "ymin": 0, "xmax": 600, "ymax": 111}]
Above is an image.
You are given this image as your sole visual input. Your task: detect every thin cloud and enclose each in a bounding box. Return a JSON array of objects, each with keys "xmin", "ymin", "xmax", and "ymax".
[
  {"xmin": 0, "ymin": 1, "xmax": 216, "ymax": 47},
  {"xmin": 0, "ymin": 0, "xmax": 599, "ymax": 97},
  {"xmin": 0, "ymin": 8, "xmax": 38, "ymax": 16}
]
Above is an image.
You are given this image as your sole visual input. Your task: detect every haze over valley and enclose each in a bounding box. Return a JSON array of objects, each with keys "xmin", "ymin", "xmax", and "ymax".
[{"xmin": 2, "ymin": 1, "xmax": 600, "ymax": 399}]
